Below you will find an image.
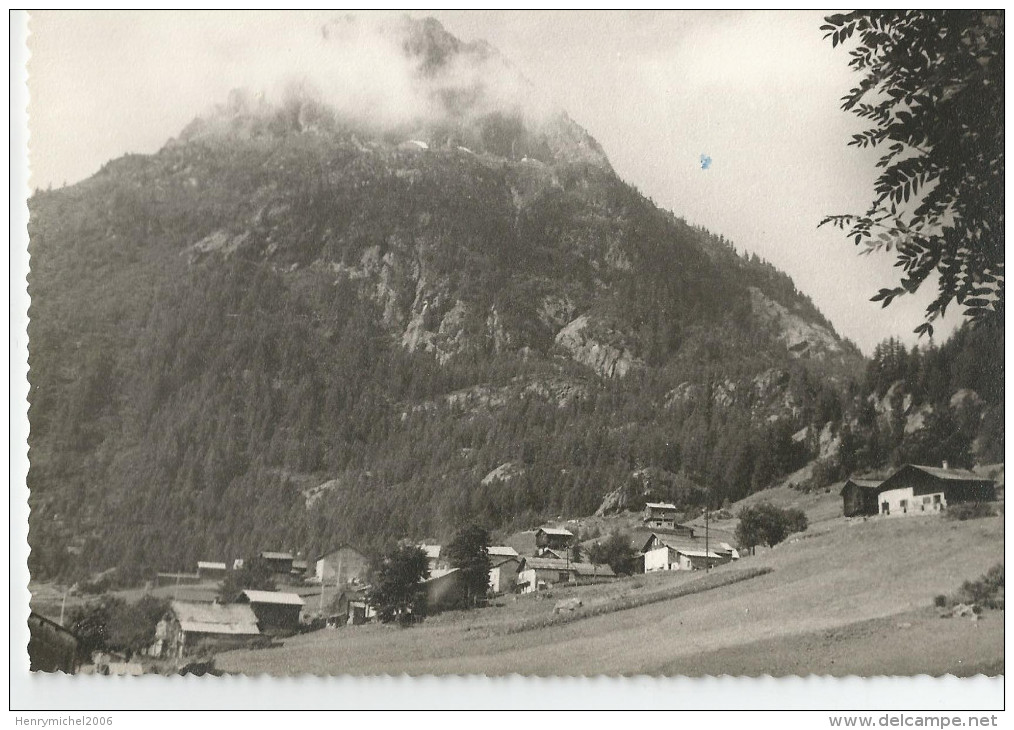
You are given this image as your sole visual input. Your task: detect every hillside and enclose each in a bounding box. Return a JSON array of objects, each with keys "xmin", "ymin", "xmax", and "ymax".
[
  {"xmin": 215, "ymin": 498, "xmax": 1004, "ymax": 676},
  {"xmin": 27, "ymin": 16, "xmax": 886, "ymax": 582}
]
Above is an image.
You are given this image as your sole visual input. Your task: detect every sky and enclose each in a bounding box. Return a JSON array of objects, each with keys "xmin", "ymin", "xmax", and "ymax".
[{"xmin": 24, "ymin": 10, "xmax": 965, "ymax": 354}]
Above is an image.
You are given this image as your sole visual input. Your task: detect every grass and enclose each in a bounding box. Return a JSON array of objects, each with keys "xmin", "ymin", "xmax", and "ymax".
[
  {"xmin": 500, "ymin": 566, "xmax": 773, "ymax": 635},
  {"xmin": 216, "ymin": 507, "xmax": 1003, "ymax": 676}
]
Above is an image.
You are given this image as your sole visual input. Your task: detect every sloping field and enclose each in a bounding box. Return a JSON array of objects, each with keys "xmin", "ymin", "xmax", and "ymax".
[{"xmin": 218, "ymin": 511, "xmax": 1003, "ymax": 676}]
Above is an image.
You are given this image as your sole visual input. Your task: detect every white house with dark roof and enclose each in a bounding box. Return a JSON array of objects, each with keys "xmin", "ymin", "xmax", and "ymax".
[{"xmin": 875, "ymin": 463, "xmax": 996, "ymax": 516}]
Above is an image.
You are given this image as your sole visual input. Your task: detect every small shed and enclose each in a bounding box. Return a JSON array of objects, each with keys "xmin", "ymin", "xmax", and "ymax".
[
  {"xmin": 259, "ymin": 551, "xmax": 294, "ymax": 574},
  {"xmin": 839, "ymin": 477, "xmax": 884, "ymax": 517},
  {"xmin": 28, "ymin": 611, "xmax": 79, "ymax": 673},
  {"xmin": 237, "ymin": 589, "xmax": 305, "ymax": 634},
  {"xmin": 196, "ymin": 561, "xmax": 228, "ymax": 581},
  {"xmin": 675, "ymin": 549, "xmax": 728, "ymax": 571},
  {"xmin": 333, "ymin": 588, "xmax": 374, "ymax": 626},
  {"xmin": 153, "ymin": 601, "xmax": 260, "ymax": 658}
]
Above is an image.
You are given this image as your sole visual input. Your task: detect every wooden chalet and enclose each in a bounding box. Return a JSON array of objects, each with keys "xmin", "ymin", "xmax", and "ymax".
[
  {"xmin": 237, "ymin": 589, "xmax": 305, "ymax": 634},
  {"xmin": 28, "ymin": 611, "xmax": 79, "ymax": 673}
]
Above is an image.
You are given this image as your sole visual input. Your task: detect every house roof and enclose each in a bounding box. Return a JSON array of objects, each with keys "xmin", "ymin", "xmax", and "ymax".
[
  {"xmin": 240, "ymin": 590, "xmax": 305, "ymax": 606},
  {"xmin": 572, "ymin": 562, "xmax": 616, "ymax": 577},
  {"xmin": 315, "ymin": 544, "xmax": 367, "ymax": 562},
  {"xmin": 848, "ymin": 478, "xmax": 884, "ymax": 489},
  {"xmin": 645, "ymin": 502, "xmax": 678, "ymax": 510},
  {"xmin": 536, "ymin": 527, "xmax": 574, "ymax": 537},
  {"xmin": 488, "ymin": 546, "xmax": 519, "ymax": 558},
  {"xmin": 171, "ymin": 600, "xmax": 260, "ymax": 636},
  {"xmin": 424, "ymin": 568, "xmax": 460, "ymax": 583},
  {"xmin": 907, "ymin": 464, "xmax": 991, "ymax": 482},
  {"xmin": 522, "ymin": 557, "xmax": 574, "ymax": 571},
  {"xmin": 419, "ymin": 544, "xmax": 442, "ymax": 560},
  {"xmin": 259, "ymin": 551, "xmax": 294, "ymax": 561},
  {"xmin": 676, "ymin": 549, "xmax": 723, "ymax": 559},
  {"xmin": 197, "ymin": 561, "xmax": 227, "ymax": 570},
  {"xmin": 291, "ymin": 560, "xmax": 308, "ymax": 570}
]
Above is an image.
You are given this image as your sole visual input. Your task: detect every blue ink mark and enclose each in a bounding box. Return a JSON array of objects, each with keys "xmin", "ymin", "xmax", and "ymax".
[{"xmin": 700, "ymin": 154, "xmax": 712, "ymax": 170}]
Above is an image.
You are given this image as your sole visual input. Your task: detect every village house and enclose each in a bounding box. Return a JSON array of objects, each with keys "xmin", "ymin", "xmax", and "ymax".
[
  {"xmin": 487, "ymin": 546, "xmax": 521, "ymax": 595},
  {"xmin": 641, "ymin": 533, "xmax": 732, "ymax": 572},
  {"xmin": 419, "ymin": 544, "xmax": 447, "ymax": 573},
  {"xmin": 839, "ymin": 477, "xmax": 885, "ymax": 517},
  {"xmin": 259, "ymin": 551, "xmax": 294, "ymax": 575},
  {"xmin": 424, "ymin": 568, "xmax": 471, "ymax": 611},
  {"xmin": 315, "ymin": 544, "xmax": 370, "ymax": 585},
  {"xmin": 643, "ymin": 502, "xmax": 679, "ymax": 530},
  {"xmin": 517, "ymin": 557, "xmax": 574, "ymax": 593},
  {"xmin": 516, "ymin": 557, "xmax": 615, "ymax": 593},
  {"xmin": 152, "ymin": 601, "xmax": 260, "ymax": 658},
  {"xmin": 28, "ymin": 611, "xmax": 79, "ymax": 674},
  {"xmin": 839, "ymin": 463, "xmax": 996, "ymax": 518},
  {"xmin": 236, "ymin": 589, "xmax": 305, "ymax": 635},
  {"xmin": 196, "ymin": 561, "xmax": 228, "ymax": 581},
  {"xmin": 874, "ymin": 463, "xmax": 996, "ymax": 516},
  {"xmin": 535, "ymin": 527, "xmax": 574, "ymax": 555}
]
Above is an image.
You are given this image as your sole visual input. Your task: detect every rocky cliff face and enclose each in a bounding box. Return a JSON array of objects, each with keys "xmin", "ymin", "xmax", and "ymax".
[{"xmin": 26, "ymin": 17, "xmax": 865, "ymax": 579}]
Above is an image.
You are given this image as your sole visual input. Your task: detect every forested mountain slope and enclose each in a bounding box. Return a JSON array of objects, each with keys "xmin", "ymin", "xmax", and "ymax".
[{"xmin": 28, "ymin": 17, "xmax": 877, "ymax": 581}]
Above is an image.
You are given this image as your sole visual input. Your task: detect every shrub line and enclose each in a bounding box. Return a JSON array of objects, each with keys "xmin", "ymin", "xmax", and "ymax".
[{"xmin": 499, "ymin": 566, "xmax": 774, "ymax": 636}]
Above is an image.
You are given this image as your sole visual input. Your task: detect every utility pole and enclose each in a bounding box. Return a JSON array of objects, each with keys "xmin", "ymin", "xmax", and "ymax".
[
  {"xmin": 705, "ymin": 495, "xmax": 710, "ymax": 574},
  {"xmin": 59, "ymin": 587, "xmax": 68, "ymax": 626}
]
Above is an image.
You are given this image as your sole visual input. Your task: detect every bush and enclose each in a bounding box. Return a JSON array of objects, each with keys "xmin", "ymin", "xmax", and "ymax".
[
  {"xmin": 945, "ymin": 502, "xmax": 995, "ymax": 521},
  {"xmin": 956, "ymin": 563, "xmax": 1004, "ymax": 609},
  {"xmin": 735, "ymin": 502, "xmax": 809, "ymax": 551},
  {"xmin": 933, "ymin": 594, "xmax": 949, "ymax": 608}
]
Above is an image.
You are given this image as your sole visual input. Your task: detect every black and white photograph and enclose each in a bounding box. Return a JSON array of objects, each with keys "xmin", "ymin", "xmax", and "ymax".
[{"xmin": 15, "ymin": 9, "xmax": 1004, "ymax": 690}]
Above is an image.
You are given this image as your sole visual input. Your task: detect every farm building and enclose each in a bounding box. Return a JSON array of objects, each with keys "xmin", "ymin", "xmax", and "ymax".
[
  {"xmin": 237, "ymin": 589, "xmax": 305, "ymax": 634},
  {"xmin": 488, "ymin": 547, "xmax": 521, "ymax": 594},
  {"xmin": 516, "ymin": 557, "xmax": 614, "ymax": 592},
  {"xmin": 643, "ymin": 502, "xmax": 679, "ymax": 530},
  {"xmin": 875, "ymin": 464, "xmax": 996, "ymax": 516},
  {"xmin": 291, "ymin": 559, "xmax": 308, "ymax": 578},
  {"xmin": 196, "ymin": 561, "xmax": 228, "ymax": 581},
  {"xmin": 28, "ymin": 611, "xmax": 79, "ymax": 673},
  {"xmin": 642, "ymin": 533, "xmax": 731, "ymax": 572},
  {"xmin": 315, "ymin": 545, "xmax": 370, "ymax": 585},
  {"xmin": 517, "ymin": 557, "xmax": 574, "ymax": 593},
  {"xmin": 424, "ymin": 568, "xmax": 475, "ymax": 611},
  {"xmin": 572, "ymin": 562, "xmax": 617, "ymax": 582},
  {"xmin": 839, "ymin": 478, "xmax": 885, "ymax": 517},
  {"xmin": 155, "ymin": 572, "xmax": 200, "ymax": 587},
  {"xmin": 675, "ymin": 549, "xmax": 729, "ymax": 571},
  {"xmin": 714, "ymin": 542, "xmax": 741, "ymax": 560},
  {"xmin": 152, "ymin": 601, "xmax": 260, "ymax": 658},
  {"xmin": 419, "ymin": 544, "xmax": 447, "ymax": 573},
  {"xmin": 332, "ymin": 587, "xmax": 374, "ymax": 626},
  {"xmin": 535, "ymin": 528, "xmax": 574, "ymax": 554},
  {"xmin": 259, "ymin": 551, "xmax": 294, "ymax": 574}
]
